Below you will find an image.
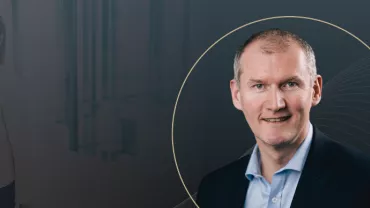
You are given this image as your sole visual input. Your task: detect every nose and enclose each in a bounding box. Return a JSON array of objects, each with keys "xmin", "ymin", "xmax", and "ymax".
[{"xmin": 266, "ymin": 88, "xmax": 286, "ymax": 112}]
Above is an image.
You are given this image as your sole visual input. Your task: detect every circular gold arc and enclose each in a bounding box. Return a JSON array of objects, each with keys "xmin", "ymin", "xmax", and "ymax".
[{"xmin": 171, "ymin": 15, "xmax": 370, "ymax": 208}]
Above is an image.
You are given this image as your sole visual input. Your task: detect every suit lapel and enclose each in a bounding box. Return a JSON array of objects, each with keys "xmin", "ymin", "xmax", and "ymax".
[
  {"xmin": 226, "ymin": 155, "xmax": 251, "ymax": 208},
  {"xmin": 290, "ymin": 125, "xmax": 333, "ymax": 208},
  {"xmin": 230, "ymin": 125, "xmax": 335, "ymax": 208},
  {"xmin": 229, "ymin": 176, "xmax": 249, "ymax": 208}
]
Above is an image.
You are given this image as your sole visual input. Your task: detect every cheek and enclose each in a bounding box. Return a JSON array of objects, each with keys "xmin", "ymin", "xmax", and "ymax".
[
  {"xmin": 240, "ymin": 94, "xmax": 263, "ymax": 116},
  {"xmin": 288, "ymin": 93, "xmax": 312, "ymax": 112}
]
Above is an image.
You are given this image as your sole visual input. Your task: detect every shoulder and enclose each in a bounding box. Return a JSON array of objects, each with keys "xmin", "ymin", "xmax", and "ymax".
[
  {"xmin": 198, "ymin": 155, "xmax": 249, "ymax": 188},
  {"xmin": 312, "ymin": 126, "xmax": 370, "ymax": 171},
  {"xmin": 325, "ymin": 138, "xmax": 370, "ymax": 204},
  {"xmin": 198, "ymin": 146, "xmax": 254, "ymax": 188},
  {"xmin": 314, "ymin": 130, "xmax": 370, "ymax": 198},
  {"xmin": 320, "ymin": 134, "xmax": 370, "ymax": 172},
  {"xmin": 196, "ymin": 155, "xmax": 250, "ymax": 205}
]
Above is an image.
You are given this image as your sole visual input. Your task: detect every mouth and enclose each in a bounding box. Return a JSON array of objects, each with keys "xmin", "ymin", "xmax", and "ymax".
[{"xmin": 262, "ymin": 115, "xmax": 291, "ymax": 123}]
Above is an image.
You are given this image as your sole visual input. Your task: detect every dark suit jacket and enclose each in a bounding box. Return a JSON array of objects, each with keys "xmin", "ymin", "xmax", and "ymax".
[{"xmin": 196, "ymin": 125, "xmax": 370, "ymax": 208}]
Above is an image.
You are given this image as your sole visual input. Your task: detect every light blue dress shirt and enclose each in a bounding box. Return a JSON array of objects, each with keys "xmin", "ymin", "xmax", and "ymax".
[{"xmin": 244, "ymin": 122, "xmax": 313, "ymax": 208}]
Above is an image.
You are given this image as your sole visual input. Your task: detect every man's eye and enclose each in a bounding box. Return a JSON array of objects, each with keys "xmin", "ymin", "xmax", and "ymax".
[
  {"xmin": 286, "ymin": 82, "xmax": 298, "ymax": 87},
  {"xmin": 253, "ymin": 84, "xmax": 264, "ymax": 89}
]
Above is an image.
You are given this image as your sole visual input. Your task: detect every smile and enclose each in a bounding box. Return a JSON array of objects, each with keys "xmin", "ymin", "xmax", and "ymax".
[{"xmin": 263, "ymin": 116, "xmax": 291, "ymax": 123}]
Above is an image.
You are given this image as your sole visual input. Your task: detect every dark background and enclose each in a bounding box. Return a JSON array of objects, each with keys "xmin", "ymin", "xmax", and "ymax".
[{"xmin": 0, "ymin": 0, "xmax": 370, "ymax": 207}]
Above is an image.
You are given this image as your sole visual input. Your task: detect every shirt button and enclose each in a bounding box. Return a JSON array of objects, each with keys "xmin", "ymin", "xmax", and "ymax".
[{"xmin": 272, "ymin": 197, "xmax": 279, "ymax": 204}]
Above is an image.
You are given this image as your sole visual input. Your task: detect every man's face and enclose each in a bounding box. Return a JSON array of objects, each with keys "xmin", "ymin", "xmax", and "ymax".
[{"xmin": 230, "ymin": 40, "xmax": 322, "ymax": 147}]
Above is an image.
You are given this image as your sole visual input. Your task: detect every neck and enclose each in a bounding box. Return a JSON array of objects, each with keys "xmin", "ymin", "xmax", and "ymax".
[{"xmin": 256, "ymin": 125, "xmax": 309, "ymax": 183}]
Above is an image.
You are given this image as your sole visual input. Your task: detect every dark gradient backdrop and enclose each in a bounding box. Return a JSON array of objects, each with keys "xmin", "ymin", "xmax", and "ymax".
[{"xmin": 0, "ymin": 0, "xmax": 370, "ymax": 207}]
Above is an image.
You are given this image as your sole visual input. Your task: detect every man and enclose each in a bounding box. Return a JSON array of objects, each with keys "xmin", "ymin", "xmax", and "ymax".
[{"xmin": 196, "ymin": 28, "xmax": 370, "ymax": 208}]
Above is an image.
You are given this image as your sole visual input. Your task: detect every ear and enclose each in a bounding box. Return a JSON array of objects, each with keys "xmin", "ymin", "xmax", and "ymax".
[
  {"xmin": 230, "ymin": 79, "xmax": 243, "ymax": 110},
  {"xmin": 311, "ymin": 75, "xmax": 323, "ymax": 107}
]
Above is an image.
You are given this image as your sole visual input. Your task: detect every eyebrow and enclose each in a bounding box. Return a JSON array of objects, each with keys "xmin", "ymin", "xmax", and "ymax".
[{"xmin": 247, "ymin": 75, "xmax": 302, "ymax": 85}]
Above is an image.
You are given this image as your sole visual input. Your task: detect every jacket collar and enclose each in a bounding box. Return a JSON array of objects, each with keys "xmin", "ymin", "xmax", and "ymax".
[{"xmin": 231, "ymin": 124, "xmax": 332, "ymax": 208}]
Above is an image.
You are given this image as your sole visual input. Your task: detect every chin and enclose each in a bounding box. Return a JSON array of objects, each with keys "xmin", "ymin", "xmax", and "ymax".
[{"xmin": 260, "ymin": 135, "xmax": 294, "ymax": 147}]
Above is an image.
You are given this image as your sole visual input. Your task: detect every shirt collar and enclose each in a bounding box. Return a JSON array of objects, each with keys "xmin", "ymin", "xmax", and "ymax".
[{"xmin": 245, "ymin": 122, "xmax": 313, "ymax": 181}]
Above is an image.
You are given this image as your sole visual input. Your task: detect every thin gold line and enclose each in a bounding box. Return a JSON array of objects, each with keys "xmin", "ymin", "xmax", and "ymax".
[{"xmin": 171, "ymin": 15, "xmax": 370, "ymax": 208}]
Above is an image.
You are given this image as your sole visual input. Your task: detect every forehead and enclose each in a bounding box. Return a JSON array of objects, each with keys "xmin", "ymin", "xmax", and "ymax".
[{"xmin": 239, "ymin": 40, "xmax": 309, "ymax": 81}]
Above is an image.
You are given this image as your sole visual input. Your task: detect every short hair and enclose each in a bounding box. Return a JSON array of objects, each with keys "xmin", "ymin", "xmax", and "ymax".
[{"xmin": 233, "ymin": 28, "xmax": 317, "ymax": 86}]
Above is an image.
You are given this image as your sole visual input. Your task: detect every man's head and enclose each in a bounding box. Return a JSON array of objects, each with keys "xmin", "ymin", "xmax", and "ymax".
[{"xmin": 230, "ymin": 28, "xmax": 322, "ymax": 148}]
